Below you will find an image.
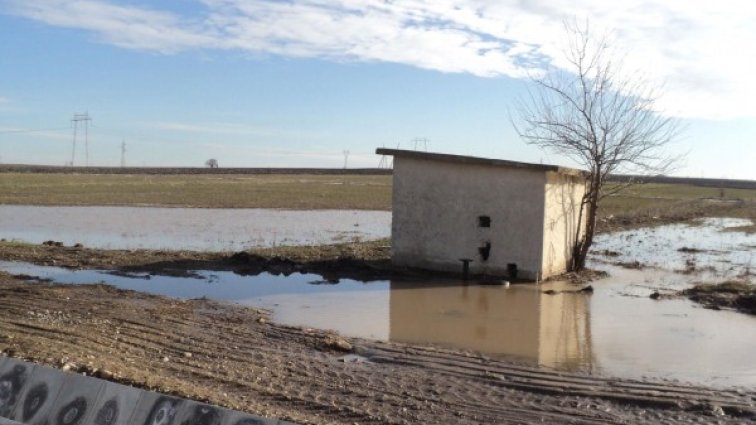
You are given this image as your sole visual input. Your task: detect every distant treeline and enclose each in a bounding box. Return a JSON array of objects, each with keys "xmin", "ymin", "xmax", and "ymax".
[
  {"xmin": 0, "ymin": 164, "xmax": 392, "ymax": 176},
  {"xmin": 0, "ymin": 164, "xmax": 753, "ymax": 190},
  {"xmin": 607, "ymin": 174, "xmax": 756, "ymax": 190}
]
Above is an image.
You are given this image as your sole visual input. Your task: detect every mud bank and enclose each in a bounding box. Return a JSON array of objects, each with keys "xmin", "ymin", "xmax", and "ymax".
[
  {"xmin": 0, "ymin": 240, "xmax": 401, "ymax": 282},
  {"xmin": 680, "ymin": 281, "xmax": 756, "ymax": 315},
  {"xmin": 0, "ymin": 240, "xmax": 523, "ymax": 283},
  {"xmin": 1, "ymin": 275, "xmax": 754, "ymax": 425}
]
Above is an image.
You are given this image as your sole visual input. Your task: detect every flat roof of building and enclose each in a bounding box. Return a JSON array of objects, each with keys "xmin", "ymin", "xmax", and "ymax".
[{"xmin": 375, "ymin": 148, "xmax": 585, "ymax": 177}]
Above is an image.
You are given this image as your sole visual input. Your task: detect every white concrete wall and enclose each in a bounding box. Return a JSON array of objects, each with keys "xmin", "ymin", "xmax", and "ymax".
[
  {"xmin": 391, "ymin": 157, "xmax": 546, "ymax": 278},
  {"xmin": 541, "ymin": 172, "xmax": 587, "ymax": 278}
]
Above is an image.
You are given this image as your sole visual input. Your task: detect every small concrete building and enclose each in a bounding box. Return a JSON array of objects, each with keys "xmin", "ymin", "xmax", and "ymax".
[{"xmin": 377, "ymin": 148, "xmax": 586, "ymax": 280}]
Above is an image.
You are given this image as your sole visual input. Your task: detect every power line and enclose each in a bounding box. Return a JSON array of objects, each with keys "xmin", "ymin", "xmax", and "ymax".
[{"xmin": 0, "ymin": 127, "xmax": 69, "ymax": 135}]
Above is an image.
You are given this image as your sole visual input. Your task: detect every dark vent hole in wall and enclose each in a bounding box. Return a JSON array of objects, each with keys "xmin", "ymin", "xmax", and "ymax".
[
  {"xmin": 507, "ymin": 263, "xmax": 518, "ymax": 279},
  {"xmin": 479, "ymin": 242, "xmax": 491, "ymax": 261},
  {"xmin": 478, "ymin": 216, "xmax": 491, "ymax": 228}
]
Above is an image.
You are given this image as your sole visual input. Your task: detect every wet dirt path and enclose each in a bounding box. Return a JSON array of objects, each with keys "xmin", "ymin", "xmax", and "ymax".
[{"xmin": 1, "ymin": 275, "xmax": 753, "ymax": 424}]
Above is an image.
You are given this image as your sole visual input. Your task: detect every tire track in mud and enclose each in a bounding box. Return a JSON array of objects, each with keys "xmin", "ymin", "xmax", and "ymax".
[
  {"xmin": 362, "ymin": 344, "xmax": 754, "ymax": 413},
  {"xmin": 368, "ymin": 343, "xmax": 745, "ymax": 398},
  {"xmin": 1, "ymin": 279, "xmax": 754, "ymax": 424},
  {"xmin": 0, "ymin": 283, "xmax": 395, "ymax": 422}
]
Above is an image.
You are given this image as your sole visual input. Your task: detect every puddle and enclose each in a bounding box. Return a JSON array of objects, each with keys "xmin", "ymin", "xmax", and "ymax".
[
  {"xmin": 0, "ymin": 261, "xmax": 392, "ymax": 340},
  {"xmin": 0, "ymin": 217, "xmax": 754, "ymax": 388},
  {"xmin": 0, "ymin": 205, "xmax": 391, "ymax": 251},
  {"xmin": 2, "ymin": 260, "xmax": 755, "ymax": 388}
]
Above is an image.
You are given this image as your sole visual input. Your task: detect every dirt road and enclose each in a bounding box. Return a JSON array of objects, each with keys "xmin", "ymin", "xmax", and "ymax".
[{"xmin": 1, "ymin": 274, "xmax": 753, "ymax": 424}]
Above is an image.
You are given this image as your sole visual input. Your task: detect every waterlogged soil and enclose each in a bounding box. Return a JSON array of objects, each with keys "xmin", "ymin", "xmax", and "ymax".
[
  {"xmin": 1, "ymin": 275, "xmax": 754, "ymax": 425},
  {"xmin": 1, "ymin": 218, "xmax": 756, "ymax": 423},
  {"xmin": 592, "ymin": 218, "xmax": 754, "ymax": 276},
  {"xmin": 592, "ymin": 217, "xmax": 755, "ymax": 314},
  {"xmin": 681, "ymin": 281, "xmax": 756, "ymax": 315},
  {"xmin": 0, "ymin": 239, "xmax": 400, "ymax": 282}
]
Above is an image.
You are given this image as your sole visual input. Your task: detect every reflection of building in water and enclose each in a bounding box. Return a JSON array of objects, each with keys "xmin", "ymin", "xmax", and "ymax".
[{"xmin": 389, "ymin": 281, "xmax": 593, "ymax": 371}]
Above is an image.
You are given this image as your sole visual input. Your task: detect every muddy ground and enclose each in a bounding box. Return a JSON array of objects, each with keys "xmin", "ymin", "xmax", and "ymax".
[
  {"xmin": 681, "ymin": 281, "xmax": 756, "ymax": 315},
  {"xmin": 0, "ymin": 239, "xmax": 396, "ymax": 281},
  {"xmin": 1, "ymin": 274, "xmax": 754, "ymax": 425},
  {"xmin": 0, "ymin": 239, "xmax": 522, "ymax": 284},
  {"xmin": 646, "ymin": 280, "xmax": 756, "ymax": 316}
]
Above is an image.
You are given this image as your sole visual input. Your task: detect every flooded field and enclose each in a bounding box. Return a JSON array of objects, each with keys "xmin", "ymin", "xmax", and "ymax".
[
  {"xmin": 0, "ymin": 205, "xmax": 391, "ymax": 250},
  {"xmin": 0, "ymin": 216, "xmax": 753, "ymax": 388},
  {"xmin": 592, "ymin": 217, "xmax": 754, "ymax": 278}
]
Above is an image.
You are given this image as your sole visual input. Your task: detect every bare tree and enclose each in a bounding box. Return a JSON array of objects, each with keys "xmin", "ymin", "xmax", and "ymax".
[
  {"xmin": 205, "ymin": 158, "xmax": 219, "ymax": 169},
  {"xmin": 515, "ymin": 21, "xmax": 680, "ymax": 271}
]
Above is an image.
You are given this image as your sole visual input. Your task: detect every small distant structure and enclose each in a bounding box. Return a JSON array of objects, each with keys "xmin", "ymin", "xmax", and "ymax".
[
  {"xmin": 70, "ymin": 112, "xmax": 92, "ymax": 166},
  {"xmin": 378, "ymin": 138, "xmax": 430, "ymax": 169},
  {"xmin": 376, "ymin": 148, "xmax": 587, "ymax": 281},
  {"xmin": 205, "ymin": 158, "xmax": 219, "ymax": 169},
  {"xmin": 410, "ymin": 137, "xmax": 429, "ymax": 151}
]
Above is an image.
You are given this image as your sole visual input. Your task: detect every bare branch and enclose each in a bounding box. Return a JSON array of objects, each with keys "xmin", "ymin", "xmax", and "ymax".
[{"xmin": 513, "ymin": 19, "xmax": 681, "ymax": 270}]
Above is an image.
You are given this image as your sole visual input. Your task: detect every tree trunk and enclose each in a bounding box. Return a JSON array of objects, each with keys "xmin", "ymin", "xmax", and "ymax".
[
  {"xmin": 575, "ymin": 198, "xmax": 597, "ymax": 270},
  {"xmin": 573, "ymin": 178, "xmax": 600, "ymax": 271}
]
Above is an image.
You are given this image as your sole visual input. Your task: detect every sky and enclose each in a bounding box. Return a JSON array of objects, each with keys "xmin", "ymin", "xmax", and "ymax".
[{"xmin": 0, "ymin": 0, "xmax": 754, "ymax": 179}]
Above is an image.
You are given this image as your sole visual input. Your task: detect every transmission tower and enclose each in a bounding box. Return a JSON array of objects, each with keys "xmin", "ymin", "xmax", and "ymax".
[
  {"xmin": 411, "ymin": 137, "xmax": 429, "ymax": 151},
  {"xmin": 121, "ymin": 140, "xmax": 127, "ymax": 167},
  {"xmin": 343, "ymin": 150, "xmax": 350, "ymax": 169},
  {"xmin": 377, "ymin": 144, "xmax": 393, "ymax": 169},
  {"xmin": 378, "ymin": 153, "xmax": 389, "ymax": 169},
  {"xmin": 70, "ymin": 113, "xmax": 92, "ymax": 166}
]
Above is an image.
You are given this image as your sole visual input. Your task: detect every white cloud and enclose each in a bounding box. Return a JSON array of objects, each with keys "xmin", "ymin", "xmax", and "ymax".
[
  {"xmin": 0, "ymin": 96, "xmax": 12, "ymax": 112},
  {"xmin": 6, "ymin": 0, "xmax": 756, "ymax": 119},
  {"xmin": 142, "ymin": 120, "xmax": 326, "ymax": 140},
  {"xmin": 5, "ymin": 0, "xmax": 218, "ymax": 52},
  {"xmin": 147, "ymin": 121, "xmax": 278, "ymax": 136},
  {"xmin": 0, "ymin": 126, "xmax": 69, "ymax": 141}
]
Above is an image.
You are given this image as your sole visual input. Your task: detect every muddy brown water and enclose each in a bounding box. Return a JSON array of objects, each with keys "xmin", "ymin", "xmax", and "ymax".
[
  {"xmin": 0, "ymin": 205, "xmax": 391, "ymax": 250},
  {"xmin": 1, "ymin": 263, "xmax": 754, "ymax": 388},
  {"xmin": 0, "ymin": 217, "xmax": 754, "ymax": 388}
]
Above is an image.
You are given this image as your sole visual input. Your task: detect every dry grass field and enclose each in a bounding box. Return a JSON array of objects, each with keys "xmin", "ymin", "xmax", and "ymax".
[
  {"xmin": 600, "ymin": 183, "xmax": 756, "ymax": 214},
  {"xmin": 0, "ymin": 172, "xmax": 754, "ymax": 229},
  {"xmin": 598, "ymin": 182, "xmax": 756, "ymax": 231},
  {"xmin": 0, "ymin": 172, "xmax": 392, "ymax": 210}
]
